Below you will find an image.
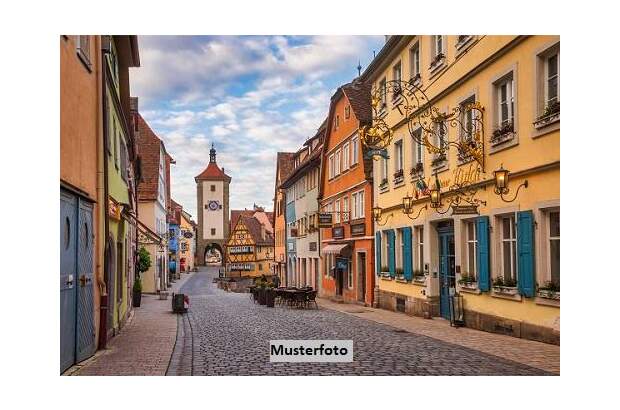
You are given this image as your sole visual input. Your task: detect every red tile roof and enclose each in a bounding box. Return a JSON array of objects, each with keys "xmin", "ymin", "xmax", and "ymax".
[
  {"xmin": 238, "ymin": 215, "xmax": 274, "ymax": 246},
  {"xmin": 195, "ymin": 162, "xmax": 231, "ymax": 182},
  {"xmin": 135, "ymin": 113, "xmax": 163, "ymax": 201},
  {"xmin": 342, "ymin": 80, "xmax": 372, "ymax": 125}
]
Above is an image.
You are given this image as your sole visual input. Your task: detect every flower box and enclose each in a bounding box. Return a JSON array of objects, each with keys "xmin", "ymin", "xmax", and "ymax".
[
  {"xmin": 431, "ymin": 155, "xmax": 447, "ymax": 167},
  {"xmin": 491, "ymin": 122, "xmax": 514, "ymax": 145},
  {"xmin": 410, "ymin": 162, "xmax": 424, "ymax": 176},
  {"xmin": 409, "ymin": 73, "xmax": 421, "ymax": 86},
  {"xmin": 429, "ymin": 52, "xmax": 445, "ymax": 71},
  {"xmin": 459, "ymin": 282, "xmax": 478, "ymax": 290},
  {"xmin": 412, "ymin": 276, "xmax": 426, "ymax": 284},
  {"xmin": 533, "ymin": 112, "xmax": 560, "ymax": 129},
  {"xmin": 537, "ymin": 289, "xmax": 560, "ymax": 300},
  {"xmin": 492, "ymin": 286, "xmax": 518, "ymax": 296}
]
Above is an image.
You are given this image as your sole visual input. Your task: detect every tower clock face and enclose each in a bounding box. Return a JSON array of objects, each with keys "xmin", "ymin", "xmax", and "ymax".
[{"xmin": 208, "ymin": 200, "xmax": 220, "ymax": 211}]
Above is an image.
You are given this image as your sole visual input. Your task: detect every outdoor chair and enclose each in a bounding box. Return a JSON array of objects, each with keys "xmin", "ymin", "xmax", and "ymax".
[{"xmin": 306, "ymin": 290, "xmax": 318, "ymax": 309}]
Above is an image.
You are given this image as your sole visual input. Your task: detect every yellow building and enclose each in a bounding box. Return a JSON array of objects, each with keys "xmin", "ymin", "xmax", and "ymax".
[
  {"xmin": 361, "ymin": 35, "xmax": 559, "ymax": 344},
  {"xmin": 179, "ymin": 210, "xmax": 196, "ymax": 272},
  {"xmin": 226, "ymin": 215, "xmax": 275, "ymax": 278}
]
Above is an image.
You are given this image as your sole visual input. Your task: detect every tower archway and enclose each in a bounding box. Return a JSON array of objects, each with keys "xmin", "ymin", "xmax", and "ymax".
[{"xmin": 204, "ymin": 243, "xmax": 223, "ymax": 265}]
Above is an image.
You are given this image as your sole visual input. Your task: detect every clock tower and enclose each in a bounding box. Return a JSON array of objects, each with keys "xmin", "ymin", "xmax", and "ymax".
[{"xmin": 195, "ymin": 143, "xmax": 231, "ymax": 266}]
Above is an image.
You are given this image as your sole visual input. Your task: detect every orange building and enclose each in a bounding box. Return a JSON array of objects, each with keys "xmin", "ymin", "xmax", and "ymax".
[{"xmin": 318, "ymin": 80, "xmax": 375, "ymax": 305}]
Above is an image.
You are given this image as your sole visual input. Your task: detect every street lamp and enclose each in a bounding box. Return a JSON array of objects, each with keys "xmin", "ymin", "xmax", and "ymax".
[
  {"xmin": 402, "ymin": 192, "xmax": 427, "ymax": 221},
  {"xmin": 372, "ymin": 205, "xmax": 392, "ymax": 226},
  {"xmin": 493, "ymin": 163, "xmax": 528, "ymax": 203}
]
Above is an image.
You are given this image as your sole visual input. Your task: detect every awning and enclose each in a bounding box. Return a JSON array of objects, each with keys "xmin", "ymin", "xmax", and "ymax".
[{"xmin": 322, "ymin": 243, "xmax": 349, "ymax": 255}]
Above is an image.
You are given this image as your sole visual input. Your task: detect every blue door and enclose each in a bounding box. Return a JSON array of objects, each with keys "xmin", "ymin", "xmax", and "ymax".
[
  {"xmin": 437, "ymin": 222, "xmax": 455, "ymax": 319},
  {"xmin": 60, "ymin": 191, "xmax": 77, "ymax": 373},
  {"xmin": 76, "ymin": 201, "xmax": 95, "ymax": 362}
]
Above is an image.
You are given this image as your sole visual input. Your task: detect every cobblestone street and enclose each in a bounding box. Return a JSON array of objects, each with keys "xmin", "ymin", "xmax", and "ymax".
[{"xmin": 168, "ymin": 267, "xmax": 555, "ymax": 376}]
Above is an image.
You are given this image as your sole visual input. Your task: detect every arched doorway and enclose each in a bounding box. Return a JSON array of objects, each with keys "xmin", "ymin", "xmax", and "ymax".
[{"xmin": 204, "ymin": 243, "xmax": 223, "ymax": 265}]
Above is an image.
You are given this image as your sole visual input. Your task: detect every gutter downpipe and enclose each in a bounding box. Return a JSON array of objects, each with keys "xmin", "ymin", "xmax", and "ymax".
[{"xmin": 98, "ymin": 37, "xmax": 110, "ymax": 350}]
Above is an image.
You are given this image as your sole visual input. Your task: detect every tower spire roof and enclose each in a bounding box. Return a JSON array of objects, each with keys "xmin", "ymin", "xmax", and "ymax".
[{"xmin": 210, "ymin": 142, "xmax": 216, "ymax": 163}]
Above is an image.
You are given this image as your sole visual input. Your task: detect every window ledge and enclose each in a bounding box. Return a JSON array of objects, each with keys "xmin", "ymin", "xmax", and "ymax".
[
  {"xmin": 379, "ymin": 184, "xmax": 389, "ymax": 194},
  {"xmin": 533, "ymin": 112, "xmax": 560, "ymax": 130},
  {"xmin": 412, "ymin": 277, "xmax": 426, "ymax": 286},
  {"xmin": 459, "ymin": 285, "xmax": 481, "ymax": 295},
  {"xmin": 393, "ymin": 178, "xmax": 405, "ymax": 188},
  {"xmin": 429, "ymin": 58, "xmax": 446, "ymax": 75},
  {"xmin": 535, "ymin": 296, "xmax": 560, "ymax": 307},
  {"xmin": 431, "ymin": 160, "xmax": 449, "ymax": 172},
  {"xmin": 380, "ymin": 274, "xmax": 393, "ymax": 281},
  {"xmin": 489, "ymin": 134, "xmax": 519, "ymax": 154},
  {"xmin": 537, "ymin": 290, "xmax": 560, "ymax": 301}
]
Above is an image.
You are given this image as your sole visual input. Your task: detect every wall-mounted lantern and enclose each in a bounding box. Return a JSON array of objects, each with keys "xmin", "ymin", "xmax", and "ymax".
[
  {"xmin": 493, "ymin": 164, "xmax": 528, "ymax": 203},
  {"xmin": 402, "ymin": 193, "xmax": 427, "ymax": 220},
  {"xmin": 372, "ymin": 206, "xmax": 392, "ymax": 226}
]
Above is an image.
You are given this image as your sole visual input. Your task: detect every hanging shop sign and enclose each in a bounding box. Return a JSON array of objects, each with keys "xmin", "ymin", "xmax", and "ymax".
[
  {"xmin": 451, "ymin": 205, "xmax": 479, "ymax": 215},
  {"xmin": 318, "ymin": 213, "xmax": 333, "ymax": 228},
  {"xmin": 183, "ymin": 231, "xmax": 193, "ymax": 239},
  {"xmin": 332, "ymin": 226, "xmax": 345, "ymax": 239},
  {"xmin": 108, "ymin": 198, "xmax": 121, "ymax": 221},
  {"xmin": 350, "ymin": 222, "xmax": 366, "ymax": 237}
]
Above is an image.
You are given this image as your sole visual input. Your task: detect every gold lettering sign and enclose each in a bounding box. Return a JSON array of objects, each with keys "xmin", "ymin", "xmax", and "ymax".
[{"xmin": 452, "ymin": 163, "xmax": 482, "ymax": 187}]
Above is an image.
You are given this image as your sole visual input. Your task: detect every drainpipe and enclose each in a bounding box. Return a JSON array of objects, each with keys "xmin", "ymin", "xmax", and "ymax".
[{"xmin": 98, "ymin": 37, "xmax": 110, "ymax": 350}]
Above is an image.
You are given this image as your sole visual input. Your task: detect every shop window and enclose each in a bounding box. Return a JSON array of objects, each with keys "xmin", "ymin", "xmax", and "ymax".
[{"xmin": 500, "ymin": 215, "xmax": 517, "ymax": 284}]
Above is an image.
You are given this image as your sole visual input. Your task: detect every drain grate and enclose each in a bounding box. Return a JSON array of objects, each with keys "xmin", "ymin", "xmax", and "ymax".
[{"xmin": 392, "ymin": 328, "xmax": 409, "ymax": 333}]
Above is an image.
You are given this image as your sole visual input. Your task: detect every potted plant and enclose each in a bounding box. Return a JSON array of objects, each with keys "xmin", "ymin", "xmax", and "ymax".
[
  {"xmin": 380, "ymin": 178, "xmax": 388, "ymax": 188},
  {"xmin": 412, "ymin": 269, "xmax": 426, "ymax": 283},
  {"xmin": 132, "ymin": 277, "xmax": 142, "ymax": 307},
  {"xmin": 431, "ymin": 154, "xmax": 447, "ymax": 167},
  {"xmin": 395, "ymin": 268, "xmax": 405, "ymax": 281},
  {"xmin": 537, "ymin": 281, "xmax": 560, "ymax": 300},
  {"xmin": 492, "ymin": 276, "xmax": 518, "ymax": 295},
  {"xmin": 430, "ymin": 52, "xmax": 445, "ymax": 68},
  {"xmin": 458, "ymin": 273, "xmax": 477, "ymax": 289},
  {"xmin": 381, "ymin": 266, "xmax": 391, "ymax": 278},
  {"xmin": 134, "ymin": 246, "xmax": 151, "ymax": 307},
  {"xmin": 491, "ymin": 121, "xmax": 514, "ymax": 144},
  {"xmin": 410, "ymin": 162, "xmax": 424, "ymax": 176},
  {"xmin": 394, "ymin": 169, "xmax": 404, "ymax": 180}
]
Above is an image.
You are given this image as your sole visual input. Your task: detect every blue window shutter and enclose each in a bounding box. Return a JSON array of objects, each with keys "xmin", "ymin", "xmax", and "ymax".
[
  {"xmin": 476, "ymin": 216, "xmax": 490, "ymax": 291},
  {"xmin": 375, "ymin": 232, "xmax": 382, "ymax": 275},
  {"xmin": 517, "ymin": 210, "xmax": 535, "ymax": 297},
  {"xmin": 387, "ymin": 230, "xmax": 396, "ymax": 277},
  {"xmin": 403, "ymin": 227, "xmax": 413, "ymax": 280}
]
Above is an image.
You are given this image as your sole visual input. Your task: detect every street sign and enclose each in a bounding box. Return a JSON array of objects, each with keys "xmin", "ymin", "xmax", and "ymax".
[
  {"xmin": 318, "ymin": 213, "xmax": 333, "ymax": 227},
  {"xmin": 451, "ymin": 205, "xmax": 479, "ymax": 215},
  {"xmin": 364, "ymin": 148, "xmax": 389, "ymax": 160}
]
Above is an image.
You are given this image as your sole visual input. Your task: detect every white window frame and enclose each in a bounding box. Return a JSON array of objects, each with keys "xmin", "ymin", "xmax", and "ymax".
[
  {"xmin": 379, "ymin": 77, "xmax": 387, "ymax": 110},
  {"xmin": 395, "ymin": 140, "xmax": 403, "ymax": 172},
  {"xmin": 328, "ymin": 154, "xmax": 335, "ymax": 179},
  {"xmin": 466, "ymin": 220, "xmax": 478, "ymax": 279},
  {"xmin": 392, "ymin": 61, "xmax": 402, "ymax": 100},
  {"xmin": 497, "ymin": 77, "xmax": 515, "ymax": 127},
  {"xmin": 548, "ymin": 210, "xmax": 560, "ymax": 285},
  {"xmin": 500, "ymin": 214, "xmax": 517, "ymax": 283},
  {"xmin": 334, "ymin": 149, "xmax": 341, "ymax": 176},
  {"xmin": 343, "ymin": 196, "xmax": 349, "ymax": 222},
  {"xmin": 342, "ymin": 142, "xmax": 350, "ymax": 170},
  {"xmin": 410, "ymin": 43, "xmax": 420, "ymax": 80},
  {"xmin": 415, "ymin": 226, "xmax": 424, "ymax": 272},
  {"xmin": 351, "ymin": 135, "xmax": 359, "ymax": 165},
  {"xmin": 435, "ymin": 35, "xmax": 443, "ymax": 56},
  {"xmin": 334, "ymin": 199, "xmax": 341, "ymax": 224},
  {"xmin": 396, "ymin": 229, "xmax": 403, "ymax": 271},
  {"xmin": 352, "ymin": 190, "xmax": 365, "ymax": 219},
  {"xmin": 381, "ymin": 157, "xmax": 388, "ymax": 183},
  {"xmin": 545, "ymin": 52, "xmax": 560, "ymax": 107}
]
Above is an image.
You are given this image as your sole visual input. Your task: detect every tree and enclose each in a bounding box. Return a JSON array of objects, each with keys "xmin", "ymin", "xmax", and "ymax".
[{"xmin": 137, "ymin": 246, "xmax": 151, "ymax": 276}]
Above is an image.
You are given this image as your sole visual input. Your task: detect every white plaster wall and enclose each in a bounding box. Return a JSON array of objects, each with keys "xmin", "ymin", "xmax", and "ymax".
[{"xmin": 202, "ymin": 180, "xmax": 224, "ymax": 239}]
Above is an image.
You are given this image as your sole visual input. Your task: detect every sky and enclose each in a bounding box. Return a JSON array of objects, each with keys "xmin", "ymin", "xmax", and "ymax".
[{"xmin": 129, "ymin": 35, "xmax": 385, "ymax": 218}]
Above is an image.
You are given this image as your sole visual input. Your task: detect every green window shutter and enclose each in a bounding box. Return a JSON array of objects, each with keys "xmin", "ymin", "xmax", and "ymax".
[
  {"xmin": 402, "ymin": 227, "xmax": 413, "ymax": 280},
  {"xmin": 476, "ymin": 216, "xmax": 490, "ymax": 291},
  {"xmin": 375, "ymin": 232, "xmax": 382, "ymax": 275},
  {"xmin": 387, "ymin": 230, "xmax": 396, "ymax": 277},
  {"xmin": 517, "ymin": 210, "xmax": 535, "ymax": 297}
]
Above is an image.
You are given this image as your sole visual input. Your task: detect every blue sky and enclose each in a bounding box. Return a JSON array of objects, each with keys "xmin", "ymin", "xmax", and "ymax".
[{"xmin": 129, "ymin": 35, "xmax": 384, "ymax": 218}]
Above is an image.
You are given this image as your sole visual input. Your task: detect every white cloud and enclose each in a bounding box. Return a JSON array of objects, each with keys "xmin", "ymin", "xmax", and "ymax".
[{"xmin": 130, "ymin": 35, "xmax": 383, "ymax": 214}]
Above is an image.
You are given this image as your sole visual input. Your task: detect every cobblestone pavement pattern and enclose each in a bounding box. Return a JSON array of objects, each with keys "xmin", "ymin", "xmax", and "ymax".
[{"xmin": 173, "ymin": 267, "xmax": 554, "ymax": 376}]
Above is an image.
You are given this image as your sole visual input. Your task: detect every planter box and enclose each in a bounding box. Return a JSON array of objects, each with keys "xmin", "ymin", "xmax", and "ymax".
[
  {"xmin": 492, "ymin": 286, "xmax": 518, "ymax": 296},
  {"xmin": 381, "ymin": 273, "xmax": 392, "ymax": 281},
  {"xmin": 538, "ymin": 289, "xmax": 560, "ymax": 300},
  {"xmin": 459, "ymin": 282, "xmax": 478, "ymax": 290},
  {"xmin": 412, "ymin": 276, "xmax": 426, "ymax": 284},
  {"xmin": 533, "ymin": 112, "xmax": 560, "ymax": 129}
]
